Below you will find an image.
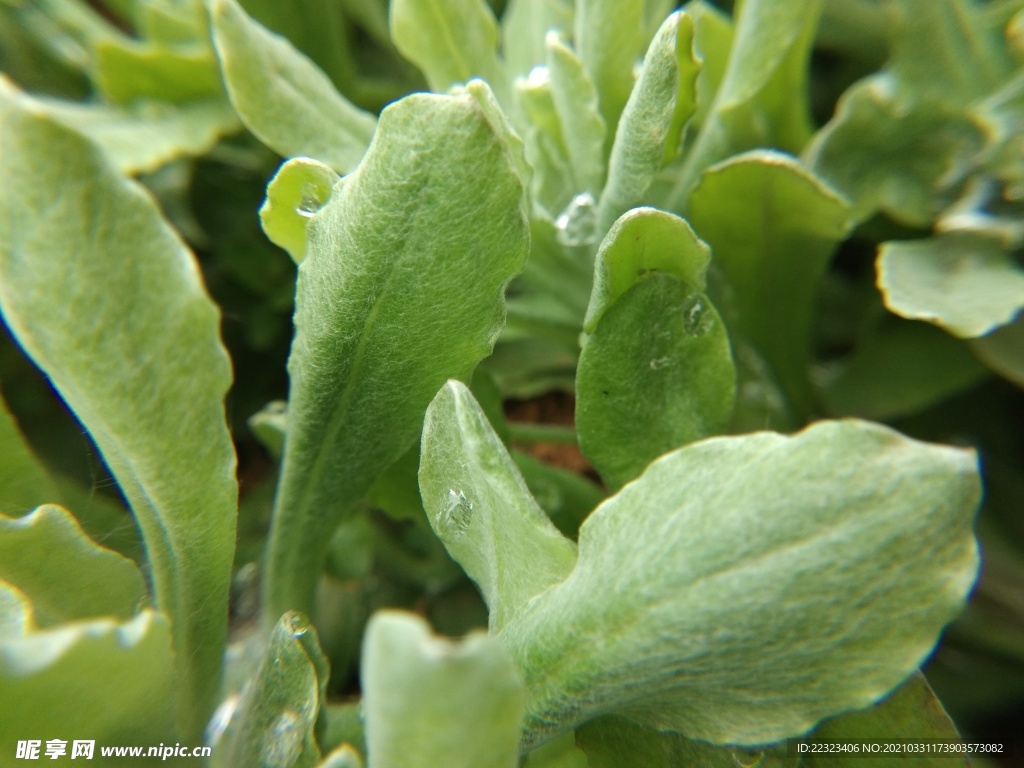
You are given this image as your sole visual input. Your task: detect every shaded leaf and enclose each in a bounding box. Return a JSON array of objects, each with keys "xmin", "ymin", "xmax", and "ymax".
[
  {"xmin": 0, "ymin": 505, "xmax": 145, "ymax": 627},
  {"xmin": 94, "ymin": 40, "xmax": 224, "ymax": 104},
  {"xmin": 970, "ymin": 314, "xmax": 1024, "ymax": 388},
  {"xmin": 577, "ymin": 274, "xmax": 735, "ymax": 489},
  {"xmin": 877, "ymin": 232, "xmax": 1024, "ymax": 338},
  {"xmin": 0, "ymin": 89, "xmax": 237, "ymax": 739},
  {"xmin": 361, "ymin": 610, "xmax": 526, "ymax": 768},
  {"xmin": 210, "ymin": 0, "xmax": 377, "ymax": 173},
  {"xmin": 499, "ymin": 421, "xmax": 979, "ymax": 747},
  {"xmin": 264, "ymin": 89, "xmax": 529, "ymax": 621},
  {"xmin": 420, "ymin": 381, "xmax": 577, "ymax": 632}
]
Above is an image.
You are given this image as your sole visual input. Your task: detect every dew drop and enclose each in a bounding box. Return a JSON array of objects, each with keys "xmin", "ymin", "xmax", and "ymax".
[
  {"xmin": 296, "ymin": 181, "xmax": 327, "ymax": 219},
  {"xmin": 436, "ymin": 488, "xmax": 474, "ymax": 539},
  {"xmin": 649, "ymin": 356, "xmax": 671, "ymax": 370},
  {"xmin": 555, "ymin": 192, "xmax": 598, "ymax": 247},
  {"xmin": 731, "ymin": 749, "xmax": 765, "ymax": 768},
  {"xmin": 681, "ymin": 294, "xmax": 713, "ymax": 336}
]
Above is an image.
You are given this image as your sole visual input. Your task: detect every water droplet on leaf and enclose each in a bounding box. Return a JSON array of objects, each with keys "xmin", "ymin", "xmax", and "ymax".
[
  {"xmin": 436, "ymin": 488, "xmax": 474, "ymax": 539},
  {"xmin": 296, "ymin": 181, "xmax": 327, "ymax": 219},
  {"xmin": 731, "ymin": 749, "xmax": 765, "ymax": 768},
  {"xmin": 555, "ymin": 193, "xmax": 598, "ymax": 247},
  {"xmin": 649, "ymin": 356, "xmax": 671, "ymax": 370},
  {"xmin": 682, "ymin": 294, "xmax": 713, "ymax": 336}
]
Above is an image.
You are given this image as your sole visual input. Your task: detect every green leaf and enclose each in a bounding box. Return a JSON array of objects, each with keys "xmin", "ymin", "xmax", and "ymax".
[
  {"xmin": 576, "ymin": 715, "xmax": 735, "ymax": 768},
  {"xmin": 259, "ymin": 157, "xmax": 340, "ymax": 263},
  {"xmin": 213, "ymin": 613, "xmax": 328, "ymax": 768},
  {"xmin": 805, "ymin": 75, "xmax": 986, "ymax": 226},
  {"xmin": 361, "ymin": 610, "xmax": 526, "ymax": 768},
  {"xmin": 877, "ymin": 232, "xmax": 1024, "ymax": 338},
  {"xmin": 210, "ymin": 0, "xmax": 377, "ymax": 173},
  {"xmin": 511, "ymin": 452, "xmax": 604, "ymax": 540},
  {"xmin": 0, "ymin": 387, "xmax": 54, "ymax": 517},
  {"xmin": 0, "ymin": 582, "xmax": 32, "ymax": 636},
  {"xmin": 264, "ymin": 89, "xmax": 529, "ymax": 621},
  {"xmin": 501, "ymin": 0, "xmax": 573, "ymax": 81},
  {"xmin": 94, "ymin": 40, "xmax": 224, "ymax": 104},
  {"xmin": 499, "ymin": 420, "xmax": 980, "ymax": 747},
  {"xmin": 545, "ymin": 34, "xmax": 606, "ymax": 197},
  {"xmin": 665, "ymin": 0, "xmax": 822, "ymax": 208},
  {"xmin": 583, "ymin": 207, "xmax": 710, "ymax": 334},
  {"xmin": 597, "ymin": 12, "xmax": 686, "ymax": 233},
  {"xmin": 390, "ymin": 0, "xmax": 507, "ymax": 104},
  {"xmin": 574, "ymin": 0, "xmax": 646, "ymax": 137},
  {"xmin": 822, "ymin": 319, "xmax": 990, "ymax": 420},
  {"xmin": 38, "ymin": 95, "xmax": 241, "ymax": 176},
  {"xmin": 688, "ymin": 151, "xmax": 852, "ymax": 414},
  {"xmin": 803, "ymin": 673, "xmax": 967, "ymax": 768},
  {"xmin": 0, "ymin": 610, "xmax": 176, "ymax": 751},
  {"xmin": 970, "ymin": 314, "xmax": 1024, "ymax": 388},
  {"xmin": 577, "ymin": 274, "xmax": 735, "ymax": 489},
  {"xmin": 0, "ymin": 505, "xmax": 145, "ymax": 628},
  {"xmin": 420, "ymin": 381, "xmax": 577, "ymax": 632},
  {"xmin": 523, "ymin": 733, "xmax": 589, "ymax": 768},
  {"xmin": 249, "ymin": 400, "xmax": 288, "ymax": 460},
  {"xmin": 0, "ymin": 91, "xmax": 237, "ymax": 739},
  {"xmin": 318, "ymin": 746, "xmax": 364, "ymax": 768}
]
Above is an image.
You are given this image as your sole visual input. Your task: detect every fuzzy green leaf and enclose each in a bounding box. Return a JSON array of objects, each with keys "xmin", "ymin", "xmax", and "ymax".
[
  {"xmin": 362, "ymin": 611, "xmax": 526, "ymax": 768},
  {"xmin": 213, "ymin": 613, "xmax": 328, "ymax": 768},
  {"xmin": 390, "ymin": 0, "xmax": 507, "ymax": 103},
  {"xmin": 688, "ymin": 151, "xmax": 851, "ymax": 413},
  {"xmin": 0, "ymin": 89, "xmax": 237, "ymax": 739},
  {"xmin": 0, "ymin": 505, "xmax": 146, "ymax": 628},
  {"xmin": 210, "ymin": 0, "xmax": 377, "ymax": 173},
  {"xmin": 260, "ymin": 157, "xmax": 340, "ymax": 262},
  {"xmin": 577, "ymin": 274, "xmax": 735, "ymax": 489},
  {"xmin": 419, "ymin": 381, "xmax": 577, "ymax": 632},
  {"xmin": 877, "ymin": 232, "xmax": 1024, "ymax": 338},
  {"xmin": 574, "ymin": 0, "xmax": 646, "ymax": 135},
  {"xmin": 583, "ymin": 207, "xmax": 710, "ymax": 334},
  {"xmin": 0, "ymin": 610, "xmax": 176, "ymax": 752},
  {"xmin": 499, "ymin": 421, "xmax": 980, "ymax": 747},
  {"xmin": 264, "ymin": 89, "xmax": 529, "ymax": 621},
  {"xmin": 598, "ymin": 12, "xmax": 687, "ymax": 233}
]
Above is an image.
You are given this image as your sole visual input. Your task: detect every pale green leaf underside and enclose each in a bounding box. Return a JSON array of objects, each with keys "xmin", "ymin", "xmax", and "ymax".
[
  {"xmin": 877, "ymin": 233, "xmax": 1024, "ymax": 338},
  {"xmin": 419, "ymin": 381, "xmax": 578, "ymax": 632},
  {"xmin": 584, "ymin": 207, "xmax": 710, "ymax": 334},
  {"xmin": 260, "ymin": 157, "xmax": 340, "ymax": 263},
  {"xmin": 499, "ymin": 420, "xmax": 979, "ymax": 747},
  {"xmin": 0, "ymin": 505, "xmax": 145, "ymax": 628},
  {"xmin": 214, "ymin": 613, "xmax": 327, "ymax": 768},
  {"xmin": 0, "ymin": 611, "xmax": 175, "ymax": 751},
  {"xmin": 362, "ymin": 611, "xmax": 526, "ymax": 768},
  {"xmin": 598, "ymin": 11, "xmax": 686, "ymax": 233},
  {"xmin": 577, "ymin": 274, "xmax": 735, "ymax": 489},
  {"xmin": 0, "ymin": 91, "xmax": 237, "ymax": 739},
  {"xmin": 210, "ymin": 0, "xmax": 376, "ymax": 173},
  {"xmin": 265, "ymin": 89, "xmax": 529, "ymax": 621}
]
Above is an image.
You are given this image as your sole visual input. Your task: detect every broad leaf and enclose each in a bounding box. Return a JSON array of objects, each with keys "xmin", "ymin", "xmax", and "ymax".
[
  {"xmin": 0, "ymin": 505, "xmax": 146, "ymax": 627},
  {"xmin": 574, "ymin": 0, "xmax": 646, "ymax": 136},
  {"xmin": 583, "ymin": 207, "xmax": 710, "ymax": 334},
  {"xmin": 94, "ymin": 40, "xmax": 224, "ymax": 104},
  {"xmin": 577, "ymin": 274, "xmax": 735, "ymax": 489},
  {"xmin": 39, "ymin": 96, "xmax": 241, "ymax": 176},
  {"xmin": 264, "ymin": 89, "xmax": 529, "ymax": 621},
  {"xmin": 210, "ymin": 0, "xmax": 377, "ymax": 173},
  {"xmin": 419, "ymin": 381, "xmax": 577, "ymax": 632},
  {"xmin": 598, "ymin": 12, "xmax": 688, "ymax": 233},
  {"xmin": 0, "ymin": 610, "xmax": 176, "ymax": 753},
  {"xmin": 688, "ymin": 151, "xmax": 851, "ymax": 414},
  {"xmin": 877, "ymin": 232, "xmax": 1024, "ymax": 338},
  {"xmin": 390, "ymin": 0, "xmax": 507, "ymax": 104},
  {"xmin": 546, "ymin": 34, "xmax": 606, "ymax": 197},
  {"xmin": 803, "ymin": 673, "xmax": 967, "ymax": 768},
  {"xmin": 361, "ymin": 611, "xmax": 526, "ymax": 768},
  {"xmin": 499, "ymin": 420, "xmax": 980, "ymax": 747},
  {"xmin": 576, "ymin": 715, "xmax": 739, "ymax": 768},
  {"xmin": 259, "ymin": 157, "xmax": 340, "ymax": 263},
  {"xmin": 213, "ymin": 613, "xmax": 328, "ymax": 768},
  {"xmin": 0, "ymin": 90, "xmax": 237, "ymax": 739},
  {"xmin": 501, "ymin": 0, "xmax": 573, "ymax": 82}
]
